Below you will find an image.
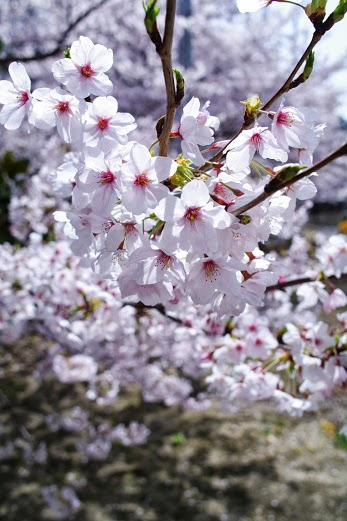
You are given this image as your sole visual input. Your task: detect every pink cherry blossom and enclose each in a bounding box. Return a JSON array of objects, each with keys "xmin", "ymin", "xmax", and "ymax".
[
  {"xmin": 187, "ymin": 255, "xmax": 243, "ymax": 305},
  {"xmin": 156, "ymin": 179, "xmax": 231, "ymax": 255}
]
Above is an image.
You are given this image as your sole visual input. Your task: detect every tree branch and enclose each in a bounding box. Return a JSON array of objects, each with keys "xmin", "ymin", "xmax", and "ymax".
[
  {"xmin": 0, "ymin": 0, "xmax": 110, "ymax": 65},
  {"xmin": 266, "ymin": 274, "xmax": 347, "ymax": 292},
  {"xmin": 232, "ymin": 141, "xmax": 347, "ymax": 217},
  {"xmin": 156, "ymin": 0, "xmax": 181, "ymax": 157}
]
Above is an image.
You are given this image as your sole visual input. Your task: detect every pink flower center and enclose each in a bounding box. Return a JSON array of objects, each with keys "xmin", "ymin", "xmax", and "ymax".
[
  {"xmin": 101, "ymin": 220, "xmax": 114, "ymax": 233},
  {"xmin": 214, "ymin": 182, "xmax": 227, "ymax": 196},
  {"xmin": 56, "ymin": 101, "xmax": 70, "ymax": 114},
  {"xmin": 99, "ymin": 170, "xmax": 116, "ymax": 185},
  {"xmin": 276, "ymin": 111, "xmax": 293, "ymax": 127},
  {"xmin": 203, "ymin": 259, "xmax": 219, "ymax": 280},
  {"xmin": 98, "ymin": 117, "xmax": 110, "ymax": 131},
  {"xmin": 18, "ymin": 91, "xmax": 29, "ymax": 106},
  {"xmin": 124, "ymin": 223, "xmax": 136, "ymax": 236},
  {"xmin": 250, "ymin": 132, "xmax": 262, "ymax": 149},
  {"xmin": 134, "ymin": 173, "xmax": 150, "ymax": 188},
  {"xmin": 156, "ymin": 251, "xmax": 171, "ymax": 269},
  {"xmin": 184, "ymin": 207, "xmax": 202, "ymax": 223},
  {"xmin": 80, "ymin": 64, "xmax": 95, "ymax": 78}
]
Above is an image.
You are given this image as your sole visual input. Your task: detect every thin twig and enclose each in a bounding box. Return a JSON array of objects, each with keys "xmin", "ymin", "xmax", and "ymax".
[
  {"xmin": 0, "ymin": 0, "xmax": 110, "ymax": 65},
  {"xmin": 232, "ymin": 142, "xmax": 347, "ymax": 217}
]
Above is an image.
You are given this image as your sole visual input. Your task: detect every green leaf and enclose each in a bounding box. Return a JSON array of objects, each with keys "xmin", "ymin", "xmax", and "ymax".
[{"xmin": 143, "ymin": 0, "xmax": 160, "ymax": 33}]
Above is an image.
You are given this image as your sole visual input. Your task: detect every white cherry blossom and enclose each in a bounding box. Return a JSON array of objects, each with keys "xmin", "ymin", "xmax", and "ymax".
[
  {"xmin": 271, "ymin": 100, "xmax": 319, "ymax": 153},
  {"xmin": 83, "ymin": 96, "xmax": 136, "ymax": 150},
  {"xmin": 51, "ymin": 36, "xmax": 113, "ymax": 98},
  {"xmin": 119, "ymin": 143, "xmax": 175, "ymax": 215},
  {"xmin": 174, "ymin": 97, "xmax": 220, "ymax": 167},
  {"xmin": 77, "ymin": 149, "xmax": 123, "ymax": 216},
  {"xmin": 31, "ymin": 87, "xmax": 85, "ymax": 143},
  {"xmin": 0, "ymin": 62, "xmax": 32, "ymax": 129},
  {"xmin": 225, "ymin": 125, "xmax": 287, "ymax": 172}
]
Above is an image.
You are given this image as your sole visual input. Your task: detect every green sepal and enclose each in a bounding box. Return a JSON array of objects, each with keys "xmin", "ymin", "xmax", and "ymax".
[
  {"xmin": 332, "ymin": 0, "xmax": 347, "ymax": 23},
  {"xmin": 303, "ymin": 51, "xmax": 315, "ymax": 80},
  {"xmin": 171, "ymin": 154, "xmax": 194, "ymax": 187},
  {"xmin": 64, "ymin": 47, "xmax": 71, "ymax": 58},
  {"xmin": 173, "ymin": 68, "xmax": 185, "ymax": 104}
]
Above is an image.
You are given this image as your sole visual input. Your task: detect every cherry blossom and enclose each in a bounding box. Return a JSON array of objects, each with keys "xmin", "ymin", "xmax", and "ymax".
[
  {"xmin": 119, "ymin": 143, "xmax": 175, "ymax": 215},
  {"xmin": 156, "ymin": 179, "xmax": 231, "ymax": 255},
  {"xmin": 271, "ymin": 100, "xmax": 319, "ymax": 153},
  {"xmin": 0, "ymin": 62, "xmax": 32, "ymax": 129},
  {"xmin": 83, "ymin": 96, "xmax": 136, "ymax": 150},
  {"xmin": 225, "ymin": 125, "xmax": 287, "ymax": 172},
  {"xmin": 174, "ymin": 97, "xmax": 220, "ymax": 167},
  {"xmin": 76, "ymin": 149, "xmax": 123, "ymax": 216},
  {"xmin": 51, "ymin": 36, "xmax": 113, "ymax": 98},
  {"xmin": 31, "ymin": 87, "xmax": 85, "ymax": 143}
]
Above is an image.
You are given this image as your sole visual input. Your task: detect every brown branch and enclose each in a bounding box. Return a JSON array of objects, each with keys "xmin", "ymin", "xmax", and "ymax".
[
  {"xmin": 232, "ymin": 141, "xmax": 347, "ymax": 217},
  {"xmin": 155, "ymin": 0, "xmax": 181, "ymax": 157},
  {"xmin": 0, "ymin": 0, "xmax": 110, "ymax": 65},
  {"xmin": 266, "ymin": 274, "xmax": 347, "ymax": 292}
]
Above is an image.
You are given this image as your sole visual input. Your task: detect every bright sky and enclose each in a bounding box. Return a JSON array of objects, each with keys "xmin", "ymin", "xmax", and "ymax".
[
  {"xmin": 267, "ymin": 0, "xmax": 347, "ymax": 117},
  {"xmin": 323, "ymin": 0, "xmax": 347, "ymax": 117}
]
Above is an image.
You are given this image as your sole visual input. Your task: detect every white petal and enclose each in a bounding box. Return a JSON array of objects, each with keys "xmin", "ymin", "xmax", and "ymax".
[
  {"xmin": 89, "ymin": 45, "xmax": 113, "ymax": 72},
  {"xmin": 9, "ymin": 62, "xmax": 31, "ymax": 91},
  {"xmin": 93, "ymin": 95, "xmax": 118, "ymax": 118},
  {"xmin": 181, "ymin": 179, "xmax": 210, "ymax": 207}
]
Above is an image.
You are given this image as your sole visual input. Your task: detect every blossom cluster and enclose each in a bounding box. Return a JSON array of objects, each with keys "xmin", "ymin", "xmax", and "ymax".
[
  {"xmin": 0, "ymin": 226, "xmax": 347, "ymax": 417},
  {"xmin": 0, "ymin": 35, "xmax": 325, "ymax": 320},
  {"xmin": 0, "ymin": 34, "xmax": 346, "ymax": 420}
]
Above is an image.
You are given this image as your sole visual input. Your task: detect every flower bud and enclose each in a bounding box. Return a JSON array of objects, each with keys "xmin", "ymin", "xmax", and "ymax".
[
  {"xmin": 304, "ymin": 0, "xmax": 327, "ymax": 28},
  {"xmin": 170, "ymin": 154, "xmax": 194, "ymax": 187},
  {"xmin": 240, "ymin": 94, "xmax": 262, "ymax": 118}
]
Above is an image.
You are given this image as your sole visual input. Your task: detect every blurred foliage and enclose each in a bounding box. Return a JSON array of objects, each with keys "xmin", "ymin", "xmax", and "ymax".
[{"xmin": 0, "ymin": 151, "xmax": 30, "ymax": 244}]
